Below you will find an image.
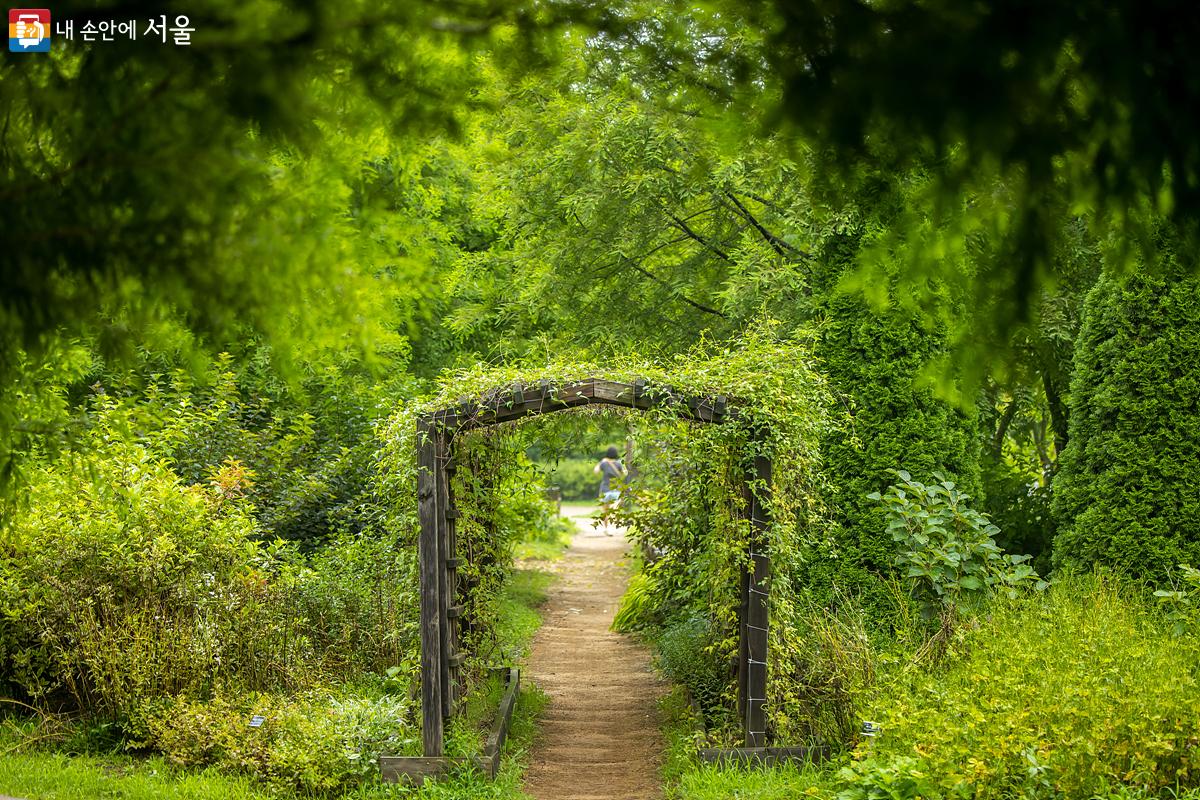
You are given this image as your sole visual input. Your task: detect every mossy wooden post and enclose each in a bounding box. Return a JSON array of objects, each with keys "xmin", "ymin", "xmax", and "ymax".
[
  {"xmin": 737, "ymin": 478, "xmax": 752, "ymax": 724},
  {"xmin": 439, "ymin": 435, "xmax": 459, "ymax": 717},
  {"xmin": 416, "ymin": 416, "xmax": 444, "ymax": 756},
  {"xmin": 743, "ymin": 448, "xmax": 771, "ymax": 748}
]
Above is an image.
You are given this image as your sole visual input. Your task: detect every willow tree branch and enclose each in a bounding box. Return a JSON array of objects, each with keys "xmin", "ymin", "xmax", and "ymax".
[
  {"xmin": 620, "ymin": 257, "xmax": 726, "ymax": 318},
  {"xmin": 666, "ymin": 211, "xmax": 734, "ymax": 263},
  {"xmin": 722, "ymin": 192, "xmax": 801, "ymax": 257}
]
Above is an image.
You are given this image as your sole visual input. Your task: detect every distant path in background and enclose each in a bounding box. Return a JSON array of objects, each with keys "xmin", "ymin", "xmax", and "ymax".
[{"xmin": 522, "ymin": 507, "xmax": 667, "ymax": 800}]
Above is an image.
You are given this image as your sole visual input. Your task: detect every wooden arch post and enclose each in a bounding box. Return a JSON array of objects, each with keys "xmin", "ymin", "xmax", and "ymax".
[{"xmin": 411, "ymin": 379, "xmax": 773, "ymax": 763}]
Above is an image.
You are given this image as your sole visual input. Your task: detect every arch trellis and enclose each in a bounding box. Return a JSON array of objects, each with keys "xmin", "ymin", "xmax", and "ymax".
[{"xmin": 383, "ymin": 377, "xmax": 782, "ymax": 782}]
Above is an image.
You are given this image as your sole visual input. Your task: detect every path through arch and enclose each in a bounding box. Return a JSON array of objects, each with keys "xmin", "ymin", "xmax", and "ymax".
[{"xmin": 522, "ymin": 508, "xmax": 667, "ymax": 800}]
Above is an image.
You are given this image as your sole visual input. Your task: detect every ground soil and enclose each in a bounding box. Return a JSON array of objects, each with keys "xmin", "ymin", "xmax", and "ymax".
[{"xmin": 521, "ymin": 508, "xmax": 668, "ymax": 800}]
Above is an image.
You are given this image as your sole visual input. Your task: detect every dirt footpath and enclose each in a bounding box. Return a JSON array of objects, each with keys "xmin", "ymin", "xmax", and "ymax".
[{"xmin": 522, "ymin": 509, "xmax": 667, "ymax": 800}]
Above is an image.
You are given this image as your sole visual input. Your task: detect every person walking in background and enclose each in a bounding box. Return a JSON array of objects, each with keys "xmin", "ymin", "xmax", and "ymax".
[{"xmin": 593, "ymin": 445, "xmax": 626, "ymax": 534}]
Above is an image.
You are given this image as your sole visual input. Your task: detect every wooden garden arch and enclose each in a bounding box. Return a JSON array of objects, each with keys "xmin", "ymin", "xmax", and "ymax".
[{"xmin": 390, "ymin": 378, "xmax": 776, "ymax": 780}]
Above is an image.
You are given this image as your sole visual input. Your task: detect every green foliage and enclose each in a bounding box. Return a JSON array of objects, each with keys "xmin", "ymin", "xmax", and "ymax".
[
  {"xmin": 143, "ymin": 355, "xmax": 388, "ymax": 547},
  {"xmin": 979, "ymin": 459, "xmax": 1057, "ymax": 575},
  {"xmin": 451, "ymin": 43, "xmax": 810, "ymax": 357},
  {"xmin": 0, "ymin": 421, "xmax": 418, "ymax": 720},
  {"xmin": 1053, "ymin": 239, "xmax": 1200, "ymax": 582},
  {"xmin": 664, "ymin": 575, "xmax": 1200, "ymax": 800},
  {"xmin": 833, "ymin": 756, "xmax": 941, "ymax": 800},
  {"xmin": 1, "ymin": 437, "xmax": 260, "ymax": 712},
  {"xmin": 862, "ymin": 576, "xmax": 1200, "ymax": 799},
  {"xmin": 742, "ymin": 0, "xmax": 1200, "ymax": 267},
  {"xmin": 1153, "ymin": 565, "xmax": 1200, "ymax": 636},
  {"xmin": 0, "ymin": 0, "xmax": 548, "ymax": 362},
  {"xmin": 656, "ymin": 617, "xmax": 729, "ymax": 719},
  {"xmin": 491, "ymin": 569, "xmax": 555, "ymax": 664},
  {"xmin": 145, "ymin": 691, "xmax": 416, "ymax": 794},
  {"xmin": 807, "ymin": 286, "xmax": 982, "ymax": 616},
  {"xmin": 540, "ymin": 456, "xmax": 601, "ymax": 502},
  {"xmin": 612, "ymin": 571, "xmax": 660, "ymax": 633},
  {"xmin": 871, "ymin": 471, "xmax": 1045, "ymax": 619}
]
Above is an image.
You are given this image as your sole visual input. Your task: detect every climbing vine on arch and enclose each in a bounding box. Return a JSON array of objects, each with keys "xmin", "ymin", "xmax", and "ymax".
[{"xmin": 375, "ymin": 325, "xmax": 835, "ymax": 746}]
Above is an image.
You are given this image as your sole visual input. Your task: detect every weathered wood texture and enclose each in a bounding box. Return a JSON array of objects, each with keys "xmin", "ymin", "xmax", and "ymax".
[
  {"xmin": 380, "ymin": 668, "xmax": 520, "ymax": 784},
  {"xmin": 434, "ymin": 433, "xmax": 454, "ymax": 720},
  {"xmin": 416, "ymin": 419, "xmax": 444, "ymax": 757},
  {"xmin": 427, "ymin": 379, "xmax": 731, "ymax": 434},
  {"xmin": 478, "ymin": 667, "xmax": 520, "ymax": 778},
  {"xmin": 743, "ymin": 449, "xmax": 771, "ymax": 748},
  {"xmin": 379, "ymin": 756, "xmax": 466, "ymax": 784}
]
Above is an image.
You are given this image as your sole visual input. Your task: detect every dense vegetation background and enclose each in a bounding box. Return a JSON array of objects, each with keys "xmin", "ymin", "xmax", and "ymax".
[{"xmin": 2, "ymin": 1, "xmax": 1199, "ymax": 798}]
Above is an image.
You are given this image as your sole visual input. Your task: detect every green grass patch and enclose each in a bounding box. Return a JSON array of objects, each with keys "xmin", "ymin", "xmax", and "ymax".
[
  {"xmin": 512, "ymin": 537, "xmax": 569, "ymax": 561},
  {"xmin": 0, "ymin": 743, "xmax": 282, "ymax": 800},
  {"xmin": 659, "ymin": 687, "xmax": 827, "ymax": 800},
  {"xmin": 512, "ymin": 511, "xmax": 574, "ymax": 562},
  {"xmin": 493, "ymin": 567, "xmax": 554, "ymax": 667}
]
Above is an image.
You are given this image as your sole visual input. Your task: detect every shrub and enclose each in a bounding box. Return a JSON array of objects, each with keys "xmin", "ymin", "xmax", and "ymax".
[
  {"xmin": 150, "ymin": 358, "xmax": 385, "ymax": 548},
  {"xmin": 810, "ymin": 286, "xmax": 981, "ymax": 617},
  {"xmin": 0, "ymin": 439, "xmax": 263, "ymax": 713},
  {"xmin": 1053, "ymin": 238, "xmax": 1200, "ymax": 582},
  {"xmin": 656, "ymin": 616, "xmax": 729, "ymax": 719},
  {"xmin": 861, "ymin": 575, "xmax": 1200, "ymax": 799},
  {"xmin": 145, "ymin": 691, "xmax": 416, "ymax": 794},
  {"xmin": 833, "ymin": 756, "xmax": 942, "ymax": 800},
  {"xmin": 540, "ymin": 456, "xmax": 600, "ymax": 502},
  {"xmin": 1153, "ymin": 563, "xmax": 1200, "ymax": 636},
  {"xmin": 0, "ymin": 433, "xmax": 418, "ymax": 719},
  {"xmin": 870, "ymin": 471, "xmax": 1045, "ymax": 620},
  {"xmin": 612, "ymin": 571, "xmax": 660, "ymax": 633}
]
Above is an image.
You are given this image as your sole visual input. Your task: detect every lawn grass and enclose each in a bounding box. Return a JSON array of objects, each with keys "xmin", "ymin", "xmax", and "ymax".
[
  {"xmin": 0, "ymin": 747, "xmax": 282, "ymax": 800},
  {"xmin": 657, "ymin": 687, "xmax": 829, "ymax": 800},
  {"xmin": 512, "ymin": 537, "xmax": 569, "ymax": 561}
]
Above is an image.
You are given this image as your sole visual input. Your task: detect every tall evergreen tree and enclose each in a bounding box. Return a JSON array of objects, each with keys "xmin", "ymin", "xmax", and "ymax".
[{"xmin": 1053, "ymin": 232, "xmax": 1200, "ymax": 581}]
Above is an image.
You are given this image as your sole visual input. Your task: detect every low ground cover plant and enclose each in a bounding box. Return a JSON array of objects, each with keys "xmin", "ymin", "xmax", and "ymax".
[{"xmin": 656, "ymin": 471, "xmax": 1200, "ymax": 799}]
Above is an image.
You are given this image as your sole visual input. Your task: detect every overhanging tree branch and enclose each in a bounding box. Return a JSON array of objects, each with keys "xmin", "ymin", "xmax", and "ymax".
[
  {"xmin": 618, "ymin": 256, "xmax": 726, "ymax": 318},
  {"xmin": 665, "ymin": 210, "xmax": 734, "ymax": 263},
  {"xmin": 722, "ymin": 191, "xmax": 802, "ymax": 257}
]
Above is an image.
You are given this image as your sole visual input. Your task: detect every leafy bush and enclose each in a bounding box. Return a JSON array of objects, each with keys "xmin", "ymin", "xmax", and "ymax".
[
  {"xmin": 656, "ymin": 617, "xmax": 730, "ymax": 719},
  {"xmin": 861, "ymin": 575, "xmax": 1200, "ymax": 799},
  {"xmin": 145, "ymin": 691, "xmax": 416, "ymax": 794},
  {"xmin": 0, "ymin": 439, "xmax": 262, "ymax": 713},
  {"xmin": 0, "ymin": 430, "xmax": 418, "ymax": 720},
  {"xmin": 148, "ymin": 356, "xmax": 385, "ymax": 548},
  {"xmin": 980, "ymin": 458, "xmax": 1056, "ymax": 575},
  {"xmin": 612, "ymin": 571, "xmax": 660, "ymax": 633},
  {"xmin": 1053, "ymin": 242, "xmax": 1200, "ymax": 582},
  {"xmin": 540, "ymin": 456, "xmax": 601, "ymax": 502},
  {"xmin": 1153, "ymin": 563, "xmax": 1200, "ymax": 636},
  {"xmin": 870, "ymin": 471, "xmax": 1045, "ymax": 619},
  {"xmin": 811, "ymin": 281, "xmax": 982, "ymax": 617},
  {"xmin": 833, "ymin": 756, "xmax": 941, "ymax": 800}
]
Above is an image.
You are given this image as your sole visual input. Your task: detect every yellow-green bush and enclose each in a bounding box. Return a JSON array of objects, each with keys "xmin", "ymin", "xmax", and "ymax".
[
  {"xmin": 862, "ymin": 575, "xmax": 1200, "ymax": 798},
  {"xmin": 144, "ymin": 691, "xmax": 416, "ymax": 794},
  {"xmin": 0, "ymin": 434, "xmax": 418, "ymax": 722}
]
